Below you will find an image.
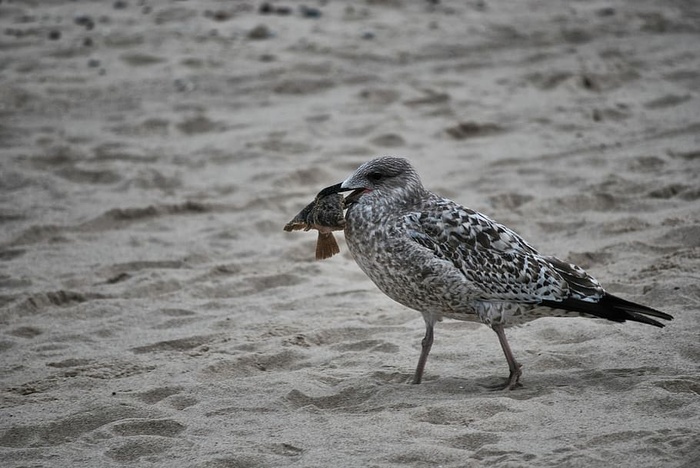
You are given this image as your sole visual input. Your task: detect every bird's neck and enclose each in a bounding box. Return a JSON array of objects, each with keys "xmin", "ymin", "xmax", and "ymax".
[{"xmin": 353, "ymin": 187, "xmax": 426, "ymax": 220}]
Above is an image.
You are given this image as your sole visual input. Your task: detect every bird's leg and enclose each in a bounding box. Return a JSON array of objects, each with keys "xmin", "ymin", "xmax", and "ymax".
[
  {"xmin": 492, "ymin": 323, "xmax": 522, "ymax": 390},
  {"xmin": 412, "ymin": 318, "xmax": 434, "ymax": 384}
]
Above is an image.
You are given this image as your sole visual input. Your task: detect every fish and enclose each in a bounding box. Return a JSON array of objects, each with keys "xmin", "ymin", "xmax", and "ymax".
[{"xmin": 284, "ymin": 192, "xmax": 346, "ymax": 260}]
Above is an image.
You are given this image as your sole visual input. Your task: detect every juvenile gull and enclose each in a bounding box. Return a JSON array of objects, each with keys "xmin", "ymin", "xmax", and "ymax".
[{"xmin": 318, "ymin": 157, "xmax": 673, "ymax": 389}]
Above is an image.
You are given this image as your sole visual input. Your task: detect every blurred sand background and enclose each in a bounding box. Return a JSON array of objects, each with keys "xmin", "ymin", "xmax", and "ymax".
[{"xmin": 1, "ymin": 0, "xmax": 699, "ymax": 466}]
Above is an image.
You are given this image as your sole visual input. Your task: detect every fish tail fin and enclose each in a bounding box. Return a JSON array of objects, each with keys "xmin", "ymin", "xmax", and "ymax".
[{"xmin": 316, "ymin": 232, "xmax": 340, "ymax": 260}]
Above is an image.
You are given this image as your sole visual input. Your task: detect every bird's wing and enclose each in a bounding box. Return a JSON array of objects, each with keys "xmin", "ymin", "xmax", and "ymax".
[
  {"xmin": 539, "ymin": 255, "xmax": 604, "ymax": 301},
  {"xmin": 404, "ymin": 199, "xmax": 603, "ymax": 303}
]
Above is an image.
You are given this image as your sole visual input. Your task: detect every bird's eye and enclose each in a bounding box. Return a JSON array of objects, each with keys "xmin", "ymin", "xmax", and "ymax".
[{"xmin": 367, "ymin": 172, "xmax": 384, "ymax": 182}]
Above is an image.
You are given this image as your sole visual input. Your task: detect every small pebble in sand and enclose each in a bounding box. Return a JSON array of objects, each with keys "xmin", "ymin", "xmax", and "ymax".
[
  {"xmin": 299, "ymin": 5, "xmax": 322, "ymax": 18},
  {"xmin": 259, "ymin": 3, "xmax": 292, "ymax": 15},
  {"xmin": 204, "ymin": 9, "xmax": 232, "ymax": 22},
  {"xmin": 74, "ymin": 14, "xmax": 95, "ymax": 30},
  {"xmin": 445, "ymin": 121, "xmax": 502, "ymax": 139},
  {"xmin": 248, "ymin": 24, "xmax": 271, "ymax": 40}
]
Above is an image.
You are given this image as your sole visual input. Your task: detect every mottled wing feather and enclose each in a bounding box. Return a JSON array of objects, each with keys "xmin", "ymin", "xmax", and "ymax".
[
  {"xmin": 405, "ymin": 197, "xmax": 601, "ymax": 303},
  {"xmin": 541, "ymin": 256, "xmax": 603, "ymax": 301}
]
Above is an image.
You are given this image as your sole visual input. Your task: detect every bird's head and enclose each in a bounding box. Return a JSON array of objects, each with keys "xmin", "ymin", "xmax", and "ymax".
[{"xmin": 318, "ymin": 157, "xmax": 425, "ymax": 206}]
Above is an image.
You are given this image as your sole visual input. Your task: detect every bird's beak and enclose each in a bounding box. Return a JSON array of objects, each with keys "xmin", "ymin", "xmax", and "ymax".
[
  {"xmin": 318, "ymin": 181, "xmax": 368, "ymax": 206},
  {"xmin": 316, "ymin": 182, "xmax": 352, "ymax": 198}
]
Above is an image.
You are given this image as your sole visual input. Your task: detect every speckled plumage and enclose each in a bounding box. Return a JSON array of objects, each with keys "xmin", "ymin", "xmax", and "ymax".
[{"xmin": 319, "ymin": 157, "xmax": 673, "ymax": 389}]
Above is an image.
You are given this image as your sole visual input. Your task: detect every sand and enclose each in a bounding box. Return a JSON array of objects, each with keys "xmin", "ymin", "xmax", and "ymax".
[{"xmin": 1, "ymin": 0, "xmax": 699, "ymax": 466}]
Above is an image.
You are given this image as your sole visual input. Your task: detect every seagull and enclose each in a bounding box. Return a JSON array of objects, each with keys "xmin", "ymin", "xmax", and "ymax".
[{"xmin": 318, "ymin": 157, "xmax": 673, "ymax": 389}]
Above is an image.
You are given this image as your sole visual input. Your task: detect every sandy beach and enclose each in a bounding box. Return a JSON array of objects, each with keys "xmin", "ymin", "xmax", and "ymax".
[{"xmin": 1, "ymin": 0, "xmax": 699, "ymax": 466}]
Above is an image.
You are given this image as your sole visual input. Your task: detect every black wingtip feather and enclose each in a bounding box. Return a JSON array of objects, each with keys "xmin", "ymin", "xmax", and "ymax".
[{"xmin": 541, "ymin": 293, "xmax": 673, "ymax": 328}]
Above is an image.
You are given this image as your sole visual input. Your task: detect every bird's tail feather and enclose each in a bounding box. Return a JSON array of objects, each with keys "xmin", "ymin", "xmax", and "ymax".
[{"xmin": 541, "ymin": 293, "xmax": 673, "ymax": 328}]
